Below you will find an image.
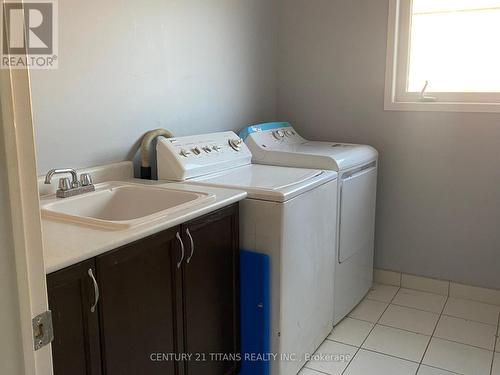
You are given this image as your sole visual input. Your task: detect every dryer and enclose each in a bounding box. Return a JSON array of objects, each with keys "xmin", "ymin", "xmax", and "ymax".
[
  {"xmin": 240, "ymin": 122, "xmax": 378, "ymax": 324},
  {"xmin": 157, "ymin": 131, "xmax": 338, "ymax": 375}
]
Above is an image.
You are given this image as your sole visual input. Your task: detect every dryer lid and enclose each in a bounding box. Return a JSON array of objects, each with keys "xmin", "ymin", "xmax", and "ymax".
[
  {"xmin": 241, "ymin": 123, "xmax": 378, "ymax": 171},
  {"xmin": 282, "ymin": 142, "xmax": 376, "ymax": 169}
]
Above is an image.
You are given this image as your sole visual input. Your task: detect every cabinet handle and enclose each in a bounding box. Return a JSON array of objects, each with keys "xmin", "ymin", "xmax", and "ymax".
[
  {"xmin": 175, "ymin": 232, "xmax": 185, "ymax": 269},
  {"xmin": 88, "ymin": 269, "xmax": 99, "ymax": 313},
  {"xmin": 186, "ymin": 228, "xmax": 195, "ymax": 264}
]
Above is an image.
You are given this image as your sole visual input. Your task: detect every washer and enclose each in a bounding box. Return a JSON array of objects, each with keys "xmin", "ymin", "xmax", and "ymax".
[
  {"xmin": 240, "ymin": 122, "xmax": 378, "ymax": 324},
  {"xmin": 157, "ymin": 131, "xmax": 337, "ymax": 375}
]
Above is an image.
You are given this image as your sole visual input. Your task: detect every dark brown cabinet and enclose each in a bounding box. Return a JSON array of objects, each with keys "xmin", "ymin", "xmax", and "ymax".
[
  {"xmin": 47, "ymin": 204, "xmax": 240, "ymax": 375},
  {"xmin": 97, "ymin": 227, "xmax": 179, "ymax": 375},
  {"xmin": 47, "ymin": 259, "xmax": 102, "ymax": 375},
  {"xmin": 180, "ymin": 206, "xmax": 240, "ymax": 375}
]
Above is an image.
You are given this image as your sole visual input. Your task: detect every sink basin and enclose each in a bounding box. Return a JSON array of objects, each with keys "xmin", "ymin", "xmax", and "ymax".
[{"xmin": 41, "ymin": 182, "xmax": 215, "ymax": 230}]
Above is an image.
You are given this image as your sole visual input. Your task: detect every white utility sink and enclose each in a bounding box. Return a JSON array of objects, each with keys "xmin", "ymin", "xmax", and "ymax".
[{"xmin": 41, "ymin": 182, "xmax": 215, "ymax": 230}]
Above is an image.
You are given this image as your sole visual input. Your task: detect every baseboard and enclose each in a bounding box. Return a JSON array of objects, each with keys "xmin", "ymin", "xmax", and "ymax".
[{"xmin": 374, "ymin": 268, "xmax": 500, "ymax": 306}]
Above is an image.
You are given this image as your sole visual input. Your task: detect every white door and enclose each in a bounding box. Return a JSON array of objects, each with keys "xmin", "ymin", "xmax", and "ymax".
[
  {"xmin": 0, "ymin": 2, "xmax": 53, "ymax": 372},
  {"xmin": 338, "ymin": 165, "xmax": 378, "ymax": 263}
]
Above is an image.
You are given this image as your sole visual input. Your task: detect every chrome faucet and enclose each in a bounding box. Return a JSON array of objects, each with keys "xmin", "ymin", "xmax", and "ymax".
[
  {"xmin": 45, "ymin": 168, "xmax": 80, "ymax": 187},
  {"xmin": 44, "ymin": 168, "xmax": 95, "ymax": 198}
]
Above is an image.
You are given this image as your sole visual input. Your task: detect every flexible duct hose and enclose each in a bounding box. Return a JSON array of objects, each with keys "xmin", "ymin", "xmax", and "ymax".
[{"xmin": 140, "ymin": 128, "xmax": 174, "ymax": 179}]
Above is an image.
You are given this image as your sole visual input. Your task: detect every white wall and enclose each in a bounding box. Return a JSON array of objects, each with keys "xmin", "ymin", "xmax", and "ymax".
[
  {"xmin": 31, "ymin": 0, "xmax": 277, "ymax": 174},
  {"xmin": 277, "ymin": 0, "xmax": 500, "ymax": 289},
  {"xmin": 0, "ymin": 114, "xmax": 25, "ymax": 375}
]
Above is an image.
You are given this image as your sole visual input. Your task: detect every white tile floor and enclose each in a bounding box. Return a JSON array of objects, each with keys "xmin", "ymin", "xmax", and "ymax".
[{"xmin": 299, "ymin": 283, "xmax": 500, "ymax": 375}]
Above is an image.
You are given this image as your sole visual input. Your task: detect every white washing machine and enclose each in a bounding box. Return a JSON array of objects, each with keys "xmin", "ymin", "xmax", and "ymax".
[
  {"xmin": 240, "ymin": 122, "xmax": 378, "ymax": 324},
  {"xmin": 157, "ymin": 132, "xmax": 338, "ymax": 375}
]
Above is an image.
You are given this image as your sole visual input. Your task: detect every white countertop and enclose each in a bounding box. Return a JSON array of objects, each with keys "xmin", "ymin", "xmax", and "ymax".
[{"xmin": 42, "ymin": 179, "xmax": 247, "ymax": 274}]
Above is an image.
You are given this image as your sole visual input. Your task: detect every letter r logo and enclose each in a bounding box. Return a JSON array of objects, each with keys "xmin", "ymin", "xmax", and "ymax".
[{"xmin": 3, "ymin": 2, "xmax": 53, "ymax": 55}]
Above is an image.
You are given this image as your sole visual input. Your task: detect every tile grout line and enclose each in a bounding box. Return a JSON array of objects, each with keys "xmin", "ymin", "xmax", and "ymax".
[
  {"xmin": 359, "ymin": 299, "xmax": 497, "ymax": 350},
  {"xmin": 367, "ymin": 294, "xmax": 499, "ymax": 327},
  {"xmin": 377, "ymin": 273, "xmax": 500, "ymax": 308},
  {"xmin": 415, "ymin": 293, "xmax": 449, "ymax": 374},
  {"xmin": 445, "ymin": 295, "xmax": 500, "ymax": 309},
  {"xmin": 312, "ymin": 282, "xmax": 498, "ymax": 375},
  {"xmin": 331, "ymin": 320, "xmax": 497, "ymax": 353},
  {"xmin": 352, "ymin": 347, "xmax": 464, "ymax": 375},
  {"xmin": 420, "ymin": 335, "xmax": 494, "ymax": 353},
  {"xmin": 371, "ymin": 283, "xmax": 500, "ymax": 374},
  {"xmin": 374, "ymin": 299, "xmax": 444, "ymax": 314},
  {"xmin": 326, "ymin": 333, "xmax": 495, "ymax": 360},
  {"xmin": 367, "ymin": 286, "xmax": 500, "ymax": 336},
  {"xmin": 490, "ymin": 312, "xmax": 500, "ymax": 375},
  {"xmin": 327, "ymin": 339, "xmax": 484, "ymax": 375},
  {"xmin": 397, "ymin": 287, "xmax": 449, "ymax": 298},
  {"xmin": 375, "ymin": 299, "xmax": 499, "ymax": 327},
  {"xmin": 302, "ymin": 366, "xmax": 331, "ymax": 375},
  {"xmin": 357, "ymin": 346, "xmax": 421, "ymax": 365},
  {"xmin": 326, "ymin": 323, "xmax": 428, "ymax": 339},
  {"xmin": 338, "ymin": 285, "xmax": 401, "ymax": 375},
  {"xmin": 374, "ymin": 280, "xmax": 500, "ymax": 308},
  {"xmin": 418, "ymin": 363, "xmax": 464, "ymax": 375},
  {"xmin": 439, "ymin": 312, "xmax": 499, "ymax": 328},
  {"xmin": 377, "ymin": 270, "xmax": 500, "ymax": 306}
]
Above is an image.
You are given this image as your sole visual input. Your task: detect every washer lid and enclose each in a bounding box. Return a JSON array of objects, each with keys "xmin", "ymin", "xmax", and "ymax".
[{"xmin": 190, "ymin": 164, "xmax": 337, "ymax": 202}]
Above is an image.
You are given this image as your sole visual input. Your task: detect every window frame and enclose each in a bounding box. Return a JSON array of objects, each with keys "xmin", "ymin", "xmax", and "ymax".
[{"xmin": 384, "ymin": 0, "xmax": 500, "ymax": 113}]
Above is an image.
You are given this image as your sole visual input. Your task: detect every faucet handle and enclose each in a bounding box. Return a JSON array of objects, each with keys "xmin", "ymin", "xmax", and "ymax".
[
  {"xmin": 80, "ymin": 173, "xmax": 93, "ymax": 187},
  {"xmin": 58, "ymin": 178, "xmax": 71, "ymax": 191}
]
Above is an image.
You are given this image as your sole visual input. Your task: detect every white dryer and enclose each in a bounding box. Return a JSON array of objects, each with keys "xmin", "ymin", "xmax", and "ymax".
[
  {"xmin": 157, "ymin": 132, "xmax": 338, "ymax": 375},
  {"xmin": 240, "ymin": 123, "xmax": 378, "ymax": 324}
]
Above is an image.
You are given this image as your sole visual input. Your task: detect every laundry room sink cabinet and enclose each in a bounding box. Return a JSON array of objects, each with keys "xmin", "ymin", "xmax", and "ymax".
[
  {"xmin": 47, "ymin": 204, "xmax": 240, "ymax": 375},
  {"xmin": 47, "ymin": 259, "xmax": 102, "ymax": 375}
]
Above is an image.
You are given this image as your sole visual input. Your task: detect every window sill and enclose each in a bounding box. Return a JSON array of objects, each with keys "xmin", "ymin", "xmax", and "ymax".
[{"xmin": 384, "ymin": 100, "xmax": 500, "ymax": 114}]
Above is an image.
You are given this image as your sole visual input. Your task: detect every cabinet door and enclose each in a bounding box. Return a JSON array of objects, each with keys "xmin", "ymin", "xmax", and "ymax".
[
  {"xmin": 47, "ymin": 259, "xmax": 102, "ymax": 375},
  {"xmin": 181, "ymin": 204, "xmax": 240, "ymax": 375},
  {"xmin": 97, "ymin": 227, "xmax": 181, "ymax": 375}
]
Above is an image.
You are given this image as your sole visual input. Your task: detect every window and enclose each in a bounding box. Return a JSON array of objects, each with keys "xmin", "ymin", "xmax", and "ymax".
[{"xmin": 385, "ymin": 0, "xmax": 500, "ymax": 112}]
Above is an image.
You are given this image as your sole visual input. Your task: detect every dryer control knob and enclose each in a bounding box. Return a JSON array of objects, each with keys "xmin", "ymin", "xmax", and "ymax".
[{"xmin": 273, "ymin": 130, "xmax": 285, "ymax": 140}]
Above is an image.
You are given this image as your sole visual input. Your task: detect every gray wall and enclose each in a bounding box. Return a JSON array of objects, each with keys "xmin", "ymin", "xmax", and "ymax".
[
  {"xmin": 277, "ymin": 0, "xmax": 500, "ymax": 289},
  {"xmin": 0, "ymin": 112, "xmax": 25, "ymax": 374},
  {"xmin": 31, "ymin": 0, "xmax": 277, "ymax": 174},
  {"xmin": 31, "ymin": 0, "xmax": 500, "ymax": 289}
]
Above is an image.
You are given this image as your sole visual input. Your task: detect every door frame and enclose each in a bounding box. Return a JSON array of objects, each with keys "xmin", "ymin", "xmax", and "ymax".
[{"xmin": 0, "ymin": 0, "xmax": 53, "ymax": 373}]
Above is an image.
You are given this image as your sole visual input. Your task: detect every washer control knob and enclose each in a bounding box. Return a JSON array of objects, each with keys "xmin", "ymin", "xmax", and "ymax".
[
  {"xmin": 179, "ymin": 149, "xmax": 191, "ymax": 157},
  {"xmin": 212, "ymin": 145, "xmax": 222, "ymax": 152},
  {"xmin": 228, "ymin": 138, "xmax": 243, "ymax": 151},
  {"xmin": 273, "ymin": 130, "xmax": 285, "ymax": 140},
  {"xmin": 203, "ymin": 146, "xmax": 212, "ymax": 153},
  {"xmin": 285, "ymin": 129, "xmax": 294, "ymax": 137},
  {"xmin": 192, "ymin": 147, "xmax": 202, "ymax": 155}
]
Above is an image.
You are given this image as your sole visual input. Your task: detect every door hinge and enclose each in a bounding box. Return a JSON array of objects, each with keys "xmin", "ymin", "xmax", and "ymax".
[{"xmin": 32, "ymin": 310, "xmax": 54, "ymax": 351}]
